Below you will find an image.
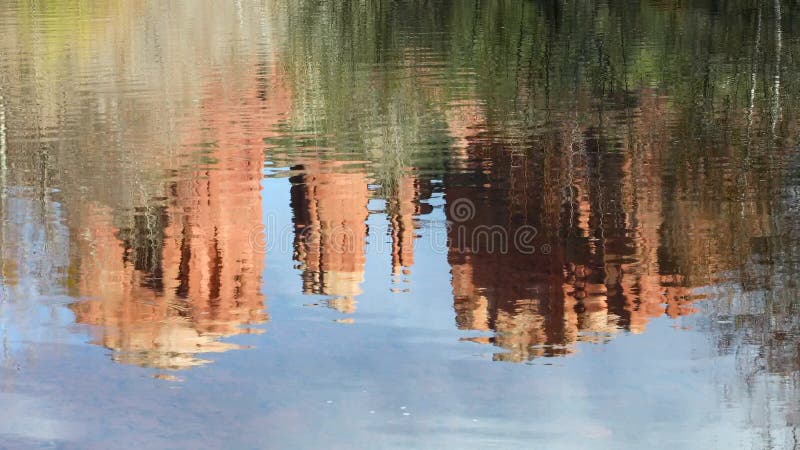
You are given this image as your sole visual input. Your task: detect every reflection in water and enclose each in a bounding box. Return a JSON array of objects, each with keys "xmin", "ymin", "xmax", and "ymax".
[
  {"xmin": 289, "ymin": 165, "xmax": 427, "ymax": 312},
  {"xmin": 65, "ymin": 58, "xmax": 289, "ymax": 369},
  {"xmin": 387, "ymin": 174, "xmax": 429, "ymax": 283},
  {"xmin": 290, "ymin": 161, "xmax": 369, "ymax": 313},
  {"xmin": 0, "ymin": 0, "xmax": 795, "ymax": 368},
  {"xmin": 0, "ymin": 0, "xmax": 799, "ymax": 447},
  {"xmin": 444, "ymin": 93, "xmax": 705, "ymax": 361}
]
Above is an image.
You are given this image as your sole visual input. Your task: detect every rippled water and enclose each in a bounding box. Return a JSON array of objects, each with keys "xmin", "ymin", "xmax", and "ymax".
[{"xmin": 0, "ymin": 0, "xmax": 799, "ymax": 448}]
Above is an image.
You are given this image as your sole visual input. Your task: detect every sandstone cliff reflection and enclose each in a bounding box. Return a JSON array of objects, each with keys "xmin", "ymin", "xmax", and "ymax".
[
  {"xmin": 279, "ymin": 91, "xmax": 717, "ymax": 361},
  {"xmin": 443, "ymin": 94, "xmax": 705, "ymax": 362},
  {"xmin": 290, "ymin": 161, "xmax": 369, "ymax": 313},
  {"xmin": 66, "ymin": 61, "xmax": 289, "ymax": 370},
  {"xmin": 289, "ymin": 165, "xmax": 426, "ymax": 313},
  {"xmin": 57, "ymin": 46, "xmax": 787, "ymax": 370}
]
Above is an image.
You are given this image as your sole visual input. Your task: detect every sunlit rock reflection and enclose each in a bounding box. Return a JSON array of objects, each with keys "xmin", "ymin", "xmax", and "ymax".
[
  {"xmin": 444, "ymin": 92, "xmax": 711, "ymax": 362},
  {"xmin": 290, "ymin": 161, "xmax": 369, "ymax": 313},
  {"xmin": 66, "ymin": 59, "xmax": 287, "ymax": 369}
]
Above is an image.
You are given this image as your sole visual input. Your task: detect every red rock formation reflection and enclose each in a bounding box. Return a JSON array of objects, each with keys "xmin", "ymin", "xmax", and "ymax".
[
  {"xmin": 387, "ymin": 173, "xmax": 432, "ymax": 291},
  {"xmin": 289, "ymin": 165, "xmax": 427, "ymax": 310},
  {"xmin": 290, "ymin": 161, "xmax": 369, "ymax": 313},
  {"xmin": 68, "ymin": 61, "xmax": 290, "ymax": 369},
  {"xmin": 445, "ymin": 93, "xmax": 703, "ymax": 362}
]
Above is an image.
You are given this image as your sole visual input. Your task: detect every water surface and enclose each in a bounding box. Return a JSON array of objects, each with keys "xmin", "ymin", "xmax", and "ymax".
[{"xmin": 0, "ymin": 1, "xmax": 799, "ymax": 448}]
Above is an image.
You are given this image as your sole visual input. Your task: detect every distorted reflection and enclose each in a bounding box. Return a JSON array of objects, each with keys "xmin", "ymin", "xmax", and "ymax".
[
  {"xmin": 0, "ymin": 0, "xmax": 799, "ymax": 446},
  {"xmin": 66, "ymin": 59, "xmax": 290, "ymax": 369},
  {"xmin": 289, "ymin": 165, "xmax": 429, "ymax": 311},
  {"xmin": 387, "ymin": 174, "xmax": 430, "ymax": 288},
  {"xmin": 290, "ymin": 161, "xmax": 370, "ymax": 313},
  {"xmin": 445, "ymin": 94, "xmax": 703, "ymax": 361}
]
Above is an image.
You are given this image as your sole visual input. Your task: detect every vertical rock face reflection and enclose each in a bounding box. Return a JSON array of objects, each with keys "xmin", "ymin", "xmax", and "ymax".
[
  {"xmin": 289, "ymin": 163, "xmax": 428, "ymax": 310},
  {"xmin": 388, "ymin": 174, "xmax": 428, "ymax": 284},
  {"xmin": 444, "ymin": 94, "xmax": 705, "ymax": 362},
  {"xmin": 67, "ymin": 61, "xmax": 289, "ymax": 369},
  {"xmin": 290, "ymin": 162, "xmax": 369, "ymax": 313}
]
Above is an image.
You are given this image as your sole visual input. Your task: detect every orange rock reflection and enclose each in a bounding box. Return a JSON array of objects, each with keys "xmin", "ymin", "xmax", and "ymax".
[
  {"xmin": 290, "ymin": 161, "xmax": 369, "ymax": 313},
  {"xmin": 289, "ymin": 166, "xmax": 426, "ymax": 310},
  {"xmin": 445, "ymin": 93, "xmax": 704, "ymax": 362},
  {"xmin": 68, "ymin": 61, "xmax": 290, "ymax": 369}
]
